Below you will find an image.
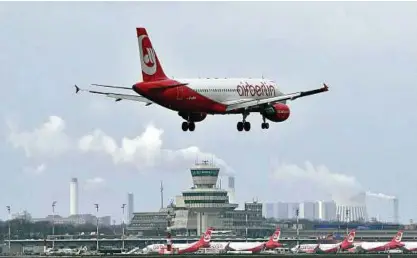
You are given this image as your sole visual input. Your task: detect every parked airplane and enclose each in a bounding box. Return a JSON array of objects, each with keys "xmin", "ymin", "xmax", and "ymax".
[
  {"xmin": 209, "ymin": 227, "xmax": 282, "ymax": 253},
  {"xmin": 292, "ymin": 230, "xmax": 356, "ymax": 254},
  {"xmin": 316, "ymin": 230, "xmax": 356, "ymax": 253},
  {"xmin": 74, "ymin": 27, "xmax": 329, "ymax": 132},
  {"xmin": 352, "ymin": 230, "xmax": 404, "ymax": 253},
  {"xmin": 141, "ymin": 227, "xmax": 213, "ymax": 254}
]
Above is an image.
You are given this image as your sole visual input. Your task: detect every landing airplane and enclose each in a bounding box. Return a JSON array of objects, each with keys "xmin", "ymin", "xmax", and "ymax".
[{"xmin": 74, "ymin": 27, "xmax": 329, "ymax": 132}]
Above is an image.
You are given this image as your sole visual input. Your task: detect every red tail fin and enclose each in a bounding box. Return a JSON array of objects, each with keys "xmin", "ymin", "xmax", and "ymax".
[
  {"xmin": 136, "ymin": 27, "xmax": 168, "ymax": 82},
  {"xmin": 198, "ymin": 227, "xmax": 214, "ymax": 248},
  {"xmin": 391, "ymin": 230, "xmax": 404, "ymax": 243},
  {"xmin": 340, "ymin": 230, "xmax": 356, "ymax": 250},
  {"xmin": 265, "ymin": 228, "xmax": 282, "ymax": 249}
]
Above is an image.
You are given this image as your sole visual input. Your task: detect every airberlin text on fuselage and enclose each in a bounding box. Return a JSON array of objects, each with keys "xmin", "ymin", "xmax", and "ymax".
[{"xmin": 237, "ymin": 82, "xmax": 276, "ymax": 97}]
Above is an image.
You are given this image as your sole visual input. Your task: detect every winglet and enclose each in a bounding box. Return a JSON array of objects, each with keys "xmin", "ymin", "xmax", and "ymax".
[
  {"xmin": 74, "ymin": 84, "xmax": 80, "ymax": 94},
  {"xmin": 323, "ymin": 83, "xmax": 329, "ymax": 91}
]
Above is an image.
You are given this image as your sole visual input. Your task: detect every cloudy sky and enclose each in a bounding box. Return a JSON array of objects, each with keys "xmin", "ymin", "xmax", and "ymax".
[{"xmin": 1, "ymin": 1, "xmax": 417, "ymax": 224}]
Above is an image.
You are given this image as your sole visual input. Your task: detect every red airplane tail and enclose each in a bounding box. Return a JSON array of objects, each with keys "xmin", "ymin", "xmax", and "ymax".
[
  {"xmin": 340, "ymin": 230, "xmax": 356, "ymax": 250},
  {"xmin": 390, "ymin": 230, "xmax": 404, "ymax": 245},
  {"xmin": 265, "ymin": 228, "xmax": 283, "ymax": 249},
  {"xmin": 136, "ymin": 27, "xmax": 168, "ymax": 82},
  {"xmin": 197, "ymin": 227, "xmax": 214, "ymax": 248}
]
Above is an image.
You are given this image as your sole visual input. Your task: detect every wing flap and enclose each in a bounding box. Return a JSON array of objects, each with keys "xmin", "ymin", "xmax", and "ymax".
[{"xmin": 226, "ymin": 83, "xmax": 329, "ymax": 111}]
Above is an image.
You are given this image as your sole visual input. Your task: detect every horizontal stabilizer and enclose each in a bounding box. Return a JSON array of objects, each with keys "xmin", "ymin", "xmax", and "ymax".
[{"xmin": 74, "ymin": 85, "xmax": 153, "ymax": 105}]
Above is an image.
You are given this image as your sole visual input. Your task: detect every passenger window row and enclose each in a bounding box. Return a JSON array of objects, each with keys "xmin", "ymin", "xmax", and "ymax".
[{"xmin": 194, "ymin": 89, "xmax": 237, "ymax": 93}]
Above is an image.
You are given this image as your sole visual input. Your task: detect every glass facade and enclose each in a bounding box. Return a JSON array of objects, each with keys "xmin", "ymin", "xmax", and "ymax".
[{"xmin": 191, "ymin": 169, "xmax": 219, "ymax": 177}]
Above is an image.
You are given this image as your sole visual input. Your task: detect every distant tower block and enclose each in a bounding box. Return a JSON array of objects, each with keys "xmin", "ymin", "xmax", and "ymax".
[{"xmin": 69, "ymin": 178, "xmax": 79, "ymax": 215}]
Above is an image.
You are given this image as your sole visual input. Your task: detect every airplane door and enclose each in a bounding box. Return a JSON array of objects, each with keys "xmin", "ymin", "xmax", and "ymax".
[{"xmin": 177, "ymin": 87, "xmax": 184, "ymax": 100}]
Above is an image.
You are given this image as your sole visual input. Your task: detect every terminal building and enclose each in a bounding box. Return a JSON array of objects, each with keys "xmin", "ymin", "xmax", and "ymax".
[{"xmin": 128, "ymin": 161, "xmax": 274, "ymax": 237}]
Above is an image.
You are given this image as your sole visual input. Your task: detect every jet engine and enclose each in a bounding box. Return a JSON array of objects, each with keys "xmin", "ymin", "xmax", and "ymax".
[
  {"xmin": 178, "ymin": 112, "xmax": 207, "ymax": 122},
  {"xmin": 261, "ymin": 103, "xmax": 290, "ymax": 122}
]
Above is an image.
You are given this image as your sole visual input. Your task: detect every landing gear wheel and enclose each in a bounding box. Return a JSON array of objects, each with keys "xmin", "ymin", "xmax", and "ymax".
[
  {"xmin": 181, "ymin": 121, "xmax": 189, "ymax": 131},
  {"xmin": 261, "ymin": 122, "xmax": 270, "ymax": 129},
  {"xmin": 243, "ymin": 121, "xmax": 251, "ymax": 131},
  {"xmin": 237, "ymin": 122, "xmax": 243, "ymax": 131},
  {"xmin": 188, "ymin": 122, "xmax": 195, "ymax": 131}
]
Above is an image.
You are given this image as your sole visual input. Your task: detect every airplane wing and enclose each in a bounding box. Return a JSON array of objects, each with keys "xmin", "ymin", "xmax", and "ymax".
[
  {"xmin": 74, "ymin": 85, "xmax": 153, "ymax": 105},
  {"xmin": 225, "ymin": 83, "xmax": 329, "ymax": 112}
]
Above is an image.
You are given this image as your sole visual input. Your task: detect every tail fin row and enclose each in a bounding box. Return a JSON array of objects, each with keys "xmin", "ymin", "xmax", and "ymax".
[{"xmin": 136, "ymin": 28, "xmax": 168, "ymax": 82}]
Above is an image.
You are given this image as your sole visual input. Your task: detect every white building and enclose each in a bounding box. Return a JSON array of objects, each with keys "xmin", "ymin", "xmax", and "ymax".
[
  {"xmin": 299, "ymin": 202, "xmax": 317, "ymax": 220},
  {"xmin": 317, "ymin": 201, "xmax": 337, "ymax": 221},
  {"xmin": 264, "ymin": 203, "xmax": 275, "ymax": 218},
  {"xmin": 276, "ymin": 202, "xmax": 289, "ymax": 220}
]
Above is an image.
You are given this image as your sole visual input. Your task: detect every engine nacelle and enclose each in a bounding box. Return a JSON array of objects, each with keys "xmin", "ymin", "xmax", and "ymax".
[
  {"xmin": 178, "ymin": 112, "xmax": 207, "ymax": 122},
  {"xmin": 262, "ymin": 103, "xmax": 290, "ymax": 122}
]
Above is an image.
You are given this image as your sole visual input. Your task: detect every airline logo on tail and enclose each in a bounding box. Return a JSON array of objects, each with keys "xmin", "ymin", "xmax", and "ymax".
[
  {"xmin": 138, "ymin": 34, "xmax": 157, "ymax": 76},
  {"xmin": 393, "ymin": 231, "xmax": 403, "ymax": 243},
  {"xmin": 340, "ymin": 230, "xmax": 356, "ymax": 250},
  {"xmin": 136, "ymin": 28, "xmax": 168, "ymax": 82},
  {"xmin": 265, "ymin": 228, "xmax": 282, "ymax": 249},
  {"xmin": 199, "ymin": 227, "xmax": 214, "ymax": 247},
  {"xmin": 272, "ymin": 230, "xmax": 281, "ymax": 242}
]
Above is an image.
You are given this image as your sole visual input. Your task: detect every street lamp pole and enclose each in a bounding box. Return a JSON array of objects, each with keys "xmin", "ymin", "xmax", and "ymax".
[
  {"xmin": 94, "ymin": 204, "xmax": 99, "ymax": 252},
  {"xmin": 52, "ymin": 201, "xmax": 57, "ymax": 248},
  {"xmin": 121, "ymin": 204, "xmax": 126, "ymax": 251},
  {"xmin": 6, "ymin": 206, "xmax": 11, "ymax": 250}
]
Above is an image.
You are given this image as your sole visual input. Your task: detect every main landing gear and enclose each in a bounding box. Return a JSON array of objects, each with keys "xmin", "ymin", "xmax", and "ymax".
[
  {"xmin": 182, "ymin": 121, "xmax": 195, "ymax": 132},
  {"xmin": 237, "ymin": 113, "xmax": 251, "ymax": 132},
  {"xmin": 261, "ymin": 115, "xmax": 270, "ymax": 130}
]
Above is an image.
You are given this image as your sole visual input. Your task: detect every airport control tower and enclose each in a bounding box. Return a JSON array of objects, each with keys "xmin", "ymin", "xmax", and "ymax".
[{"xmin": 182, "ymin": 160, "xmax": 238, "ymax": 235}]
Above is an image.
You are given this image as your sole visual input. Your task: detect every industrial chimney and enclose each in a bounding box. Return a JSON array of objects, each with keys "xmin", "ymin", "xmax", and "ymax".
[
  {"xmin": 393, "ymin": 197, "xmax": 399, "ymax": 223},
  {"xmin": 70, "ymin": 178, "xmax": 79, "ymax": 215}
]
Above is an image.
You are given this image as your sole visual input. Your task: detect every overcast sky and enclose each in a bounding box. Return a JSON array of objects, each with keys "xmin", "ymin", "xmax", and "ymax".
[{"xmin": 1, "ymin": 1, "xmax": 417, "ymax": 224}]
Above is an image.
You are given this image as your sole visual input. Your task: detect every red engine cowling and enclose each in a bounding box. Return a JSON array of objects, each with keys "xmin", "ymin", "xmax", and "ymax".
[
  {"xmin": 262, "ymin": 103, "xmax": 290, "ymax": 122},
  {"xmin": 178, "ymin": 112, "xmax": 207, "ymax": 122}
]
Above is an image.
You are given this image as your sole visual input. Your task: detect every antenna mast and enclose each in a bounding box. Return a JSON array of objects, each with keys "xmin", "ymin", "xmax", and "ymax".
[{"xmin": 160, "ymin": 180, "xmax": 164, "ymax": 209}]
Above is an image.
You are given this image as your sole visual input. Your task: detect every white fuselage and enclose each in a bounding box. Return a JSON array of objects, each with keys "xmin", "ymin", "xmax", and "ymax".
[
  {"xmin": 142, "ymin": 242, "xmax": 198, "ymax": 254},
  {"xmin": 208, "ymin": 241, "xmax": 264, "ymax": 252},
  {"xmin": 318, "ymin": 243, "xmax": 341, "ymax": 252},
  {"xmin": 292, "ymin": 244, "xmax": 318, "ymax": 253},
  {"xmin": 176, "ymin": 78, "xmax": 284, "ymax": 105},
  {"xmin": 403, "ymin": 242, "xmax": 417, "ymax": 251},
  {"xmin": 359, "ymin": 241, "xmax": 391, "ymax": 251}
]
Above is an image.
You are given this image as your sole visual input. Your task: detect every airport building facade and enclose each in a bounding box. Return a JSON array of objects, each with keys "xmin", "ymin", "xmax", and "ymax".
[{"xmin": 127, "ymin": 161, "xmax": 275, "ymax": 237}]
